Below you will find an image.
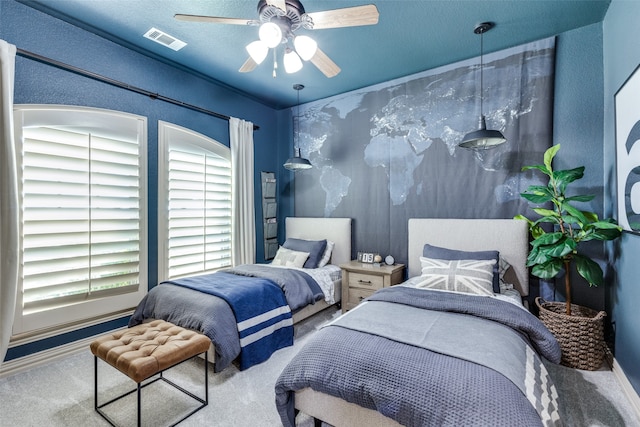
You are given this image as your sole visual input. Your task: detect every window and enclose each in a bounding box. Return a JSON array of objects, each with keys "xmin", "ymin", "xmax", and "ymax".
[
  {"xmin": 13, "ymin": 105, "xmax": 147, "ymax": 334},
  {"xmin": 158, "ymin": 121, "xmax": 232, "ymax": 281}
]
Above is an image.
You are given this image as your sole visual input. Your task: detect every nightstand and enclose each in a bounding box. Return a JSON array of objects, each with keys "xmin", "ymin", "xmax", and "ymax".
[{"xmin": 340, "ymin": 261, "xmax": 405, "ymax": 313}]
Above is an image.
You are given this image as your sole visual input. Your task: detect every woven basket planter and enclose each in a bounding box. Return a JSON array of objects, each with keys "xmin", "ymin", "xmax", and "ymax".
[{"xmin": 535, "ymin": 297, "xmax": 606, "ymax": 371}]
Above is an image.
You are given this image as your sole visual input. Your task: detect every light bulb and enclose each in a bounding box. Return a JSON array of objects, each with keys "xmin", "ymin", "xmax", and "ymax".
[
  {"xmin": 294, "ymin": 35, "xmax": 317, "ymax": 61},
  {"xmin": 259, "ymin": 22, "xmax": 282, "ymax": 48},
  {"xmin": 283, "ymin": 49, "xmax": 303, "ymax": 73},
  {"xmin": 245, "ymin": 40, "xmax": 269, "ymax": 64}
]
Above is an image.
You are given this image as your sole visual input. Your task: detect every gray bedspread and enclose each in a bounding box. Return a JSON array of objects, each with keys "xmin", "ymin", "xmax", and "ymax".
[
  {"xmin": 275, "ymin": 287, "xmax": 562, "ymax": 427},
  {"xmin": 129, "ymin": 283, "xmax": 239, "ymax": 372}
]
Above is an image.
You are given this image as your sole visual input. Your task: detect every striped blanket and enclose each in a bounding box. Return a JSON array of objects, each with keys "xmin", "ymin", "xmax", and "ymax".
[{"xmin": 164, "ymin": 272, "xmax": 293, "ymax": 370}]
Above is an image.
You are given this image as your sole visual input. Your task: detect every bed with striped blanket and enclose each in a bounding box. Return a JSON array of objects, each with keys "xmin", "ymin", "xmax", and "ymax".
[
  {"xmin": 130, "ymin": 265, "xmax": 322, "ymax": 370},
  {"xmin": 128, "ymin": 217, "xmax": 352, "ymax": 372}
]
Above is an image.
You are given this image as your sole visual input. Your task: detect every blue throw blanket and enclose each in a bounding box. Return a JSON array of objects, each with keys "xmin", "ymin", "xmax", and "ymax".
[
  {"xmin": 164, "ymin": 272, "xmax": 293, "ymax": 370},
  {"xmin": 129, "ymin": 264, "xmax": 323, "ymax": 371}
]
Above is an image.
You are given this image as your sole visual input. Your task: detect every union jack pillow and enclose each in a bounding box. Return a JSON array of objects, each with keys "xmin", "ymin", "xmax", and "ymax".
[{"xmin": 417, "ymin": 257, "xmax": 496, "ymax": 296}]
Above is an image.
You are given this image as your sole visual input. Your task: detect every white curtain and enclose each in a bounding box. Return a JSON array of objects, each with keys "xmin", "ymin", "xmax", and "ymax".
[
  {"xmin": 0, "ymin": 40, "xmax": 18, "ymax": 365},
  {"xmin": 229, "ymin": 117, "xmax": 256, "ymax": 265}
]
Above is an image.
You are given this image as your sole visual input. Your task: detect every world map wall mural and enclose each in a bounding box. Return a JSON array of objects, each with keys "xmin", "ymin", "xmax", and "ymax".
[{"xmin": 293, "ymin": 38, "xmax": 555, "ymax": 267}]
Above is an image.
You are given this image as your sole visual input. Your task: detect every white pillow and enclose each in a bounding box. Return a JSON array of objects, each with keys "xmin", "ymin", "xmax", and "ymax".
[
  {"xmin": 271, "ymin": 247, "xmax": 310, "ymax": 268},
  {"xmin": 317, "ymin": 240, "xmax": 335, "ymax": 268},
  {"xmin": 417, "ymin": 257, "xmax": 496, "ymax": 296}
]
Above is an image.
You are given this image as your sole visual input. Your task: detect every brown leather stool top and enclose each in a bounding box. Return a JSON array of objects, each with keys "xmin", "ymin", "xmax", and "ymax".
[{"xmin": 90, "ymin": 319, "xmax": 211, "ymax": 383}]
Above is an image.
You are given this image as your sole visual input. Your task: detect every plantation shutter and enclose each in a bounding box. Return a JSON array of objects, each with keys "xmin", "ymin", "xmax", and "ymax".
[
  {"xmin": 21, "ymin": 125, "xmax": 141, "ymax": 311},
  {"xmin": 166, "ymin": 144, "xmax": 232, "ymax": 278}
]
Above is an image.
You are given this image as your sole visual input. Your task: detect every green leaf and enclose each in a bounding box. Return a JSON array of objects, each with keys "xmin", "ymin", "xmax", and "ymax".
[
  {"xmin": 565, "ymin": 194, "xmax": 595, "ymax": 203},
  {"xmin": 530, "ymin": 231, "xmax": 564, "ymax": 247},
  {"xmin": 554, "ymin": 166, "xmax": 585, "ymax": 186},
  {"xmin": 530, "ymin": 224, "xmax": 547, "ymax": 239},
  {"xmin": 522, "ymin": 164, "xmax": 551, "ymax": 177},
  {"xmin": 527, "ymin": 246, "xmax": 552, "ymax": 266},
  {"xmin": 532, "ymin": 207, "xmax": 558, "ymax": 218},
  {"xmin": 538, "ymin": 236, "xmax": 575, "ymax": 259},
  {"xmin": 560, "ymin": 214, "xmax": 581, "ymax": 225},
  {"xmin": 522, "ymin": 193, "xmax": 553, "ymax": 204},
  {"xmin": 589, "ymin": 227, "xmax": 623, "ymax": 241},
  {"xmin": 562, "ymin": 202, "xmax": 589, "ymax": 225},
  {"xmin": 582, "ymin": 211, "xmax": 599, "ymax": 223},
  {"xmin": 513, "ymin": 214, "xmax": 532, "ymax": 224},
  {"xmin": 558, "ymin": 238, "xmax": 577, "ymax": 256},
  {"xmin": 575, "ymin": 254, "xmax": 603, "ymax": 286},
  {"xmin": 590, "ymin": 220, "xmax": 622, "ymax": 230},
  {"xmin": 534, "ymin": 217, "xmax": 558, "ymax": 226},
  {"xmin": 531, "ymin": 259, "xmax": 564, "ymax": 279},
  {"xmin": 525, "ymin": 185, "xmax": 554, "ymax": 196},
  {"xmin": 543, "ymin": 145, "xmax": 560, "ymax": 172},
  {"xmin": 553, "ymin": 167, "xmax": 585, "ymax": 194}
]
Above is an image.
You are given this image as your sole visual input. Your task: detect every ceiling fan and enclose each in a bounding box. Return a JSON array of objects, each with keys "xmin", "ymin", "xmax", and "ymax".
[{"xmin": 175, "ymin": 0, "xmax": 379, "ymax": 78}]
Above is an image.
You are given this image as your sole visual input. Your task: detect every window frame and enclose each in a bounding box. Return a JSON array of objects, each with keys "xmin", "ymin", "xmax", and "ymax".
[
  {"xmin": 12, "ymin": 105, "xmax": 148, "ymax": 335},
  {"xmin": 157, "ymin": 120, "xmax": 232, "ymax": 282}
]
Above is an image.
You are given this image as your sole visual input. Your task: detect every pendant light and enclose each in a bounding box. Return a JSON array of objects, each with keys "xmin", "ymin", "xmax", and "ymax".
[
  {"xmin": 284, "ymin": 84, "xmax": 312, "ymax": 171},
  {"xmin": 459, "ymin": 22, "xmax": 506, "ymax": 150}
]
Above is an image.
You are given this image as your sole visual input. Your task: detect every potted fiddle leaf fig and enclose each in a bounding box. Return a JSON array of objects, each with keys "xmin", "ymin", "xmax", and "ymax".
[{"xmin": 514, "ymin": 144, "xmax": 622, "ymax": 370}]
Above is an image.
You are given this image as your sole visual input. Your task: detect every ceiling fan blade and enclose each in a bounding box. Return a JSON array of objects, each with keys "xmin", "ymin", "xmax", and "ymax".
[
  {"xmin": 310, "ymin": 47, "xmax": 341, "ymax": 78},
  {"xmin": 239, "ymin": 57, "xmax": 258, "ymax": 73},
  {"xmin": 306, "ymin": 4, "xmax": 379, "ymax": 30},
  {"xmin": 174, "ymin": 14, "xmax": 257, "ymax": 26},
  {"xmin": 265, "ymin": 0, "xmax": 287, "ymax": 13}
]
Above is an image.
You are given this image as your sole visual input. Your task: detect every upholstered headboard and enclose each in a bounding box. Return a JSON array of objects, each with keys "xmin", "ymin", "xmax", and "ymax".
[
  {"xmin": 407, "ymin": 219, "xmax": 529, "ymax": 296},
  {"xmin": 285, "ymin": 217, "xmax": 352, "ymax": 266}
]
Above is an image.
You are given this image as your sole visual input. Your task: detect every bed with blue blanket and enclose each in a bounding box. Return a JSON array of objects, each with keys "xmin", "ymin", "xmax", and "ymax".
[
  {"xmin": 275, "ymin": 219, "xmax": 564, "ymax": 427},
  {"xmin": 129, "ymin": 217, "xmax": 351, "ymax": 372}
]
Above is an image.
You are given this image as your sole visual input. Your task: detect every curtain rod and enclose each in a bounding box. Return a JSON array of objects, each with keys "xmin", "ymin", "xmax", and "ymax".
[{"xmin": 16, "ymin": 48, "xmax": 259, "ymax": 131}]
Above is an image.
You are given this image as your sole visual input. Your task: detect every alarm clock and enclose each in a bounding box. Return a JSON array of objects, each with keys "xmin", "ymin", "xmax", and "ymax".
[{"xmin": 385, "ymin": 255, "xmax": 395, "ymax": 265}]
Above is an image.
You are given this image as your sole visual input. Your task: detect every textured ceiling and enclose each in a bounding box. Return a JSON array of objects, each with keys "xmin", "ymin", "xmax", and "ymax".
[{"xmin": 20, "ymin": 0, "xmax": 610, "ymax": 109}]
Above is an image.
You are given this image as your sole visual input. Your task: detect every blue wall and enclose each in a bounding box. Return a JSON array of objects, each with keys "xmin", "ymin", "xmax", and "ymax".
[
  {"xmin": 1, "ymin": 0, "xmax": 284, "ymax": 360},
  {"xmin": 553, "ymin": 23, "xmax": 607, "ymax": 311},
  {"xmin": 603, "ymin": 0, "xmax": 640, "ymax": 395}
]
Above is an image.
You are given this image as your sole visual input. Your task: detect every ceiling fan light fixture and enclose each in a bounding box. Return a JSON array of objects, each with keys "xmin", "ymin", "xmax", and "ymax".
[
  {"xmin": 246, "ymin": 40, "xmax": 269, "ymax": 64},
  {"xmin": 459, "ymin": 115, "xmax": 506, "ymax": 150},
  {"xmin": 284, "ymin": 48, "xmax": 303, "ymax": 73},
  {"xmin": 259, "ymin": 22, "xmax": 282, "ymax": 48},
  {"xmin": 294, "ymin": 35, "xmax": 317, "ymax": 61}
]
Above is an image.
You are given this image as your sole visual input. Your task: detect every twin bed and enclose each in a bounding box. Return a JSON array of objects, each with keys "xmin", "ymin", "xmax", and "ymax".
[
  {"xmin": 275, "ymin": 219, "xmax": 563, "ymax": 427},
  {"xmin": 129, "ymin": 217, "xmax": 351, "ymax": 371}
]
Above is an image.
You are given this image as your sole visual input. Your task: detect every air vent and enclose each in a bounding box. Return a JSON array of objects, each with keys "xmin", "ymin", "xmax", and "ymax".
[{"xmin": 143, "ymin": 27, "xmax": 187, "ymax": 51}]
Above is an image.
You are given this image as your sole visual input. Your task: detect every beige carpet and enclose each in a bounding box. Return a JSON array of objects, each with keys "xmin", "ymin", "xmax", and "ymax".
[{"xmin": 0, "ymin": 307, "xmax": 638, "ymax": 426}]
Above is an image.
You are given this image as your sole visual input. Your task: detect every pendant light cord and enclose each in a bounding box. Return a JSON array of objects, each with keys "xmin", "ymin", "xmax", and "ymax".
[
  {"xmin": 480, "ymin": 29, "xmax": 484, "ymax": 116},
  {"xmin": 293, "ymin": 84, "xmax": 304, "ymax": 154}
]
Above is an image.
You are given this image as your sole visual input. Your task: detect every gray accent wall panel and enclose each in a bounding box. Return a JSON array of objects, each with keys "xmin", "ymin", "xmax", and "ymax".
[{"xmin": 294, "ymin": 39, "xmax": 555, "ymax": 266}]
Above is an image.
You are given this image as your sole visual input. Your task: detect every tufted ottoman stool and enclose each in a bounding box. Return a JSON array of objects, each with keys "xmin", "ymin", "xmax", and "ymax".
[{"xmin": 90, "ymin": 319, "xmax": 211, "ymax": 427}]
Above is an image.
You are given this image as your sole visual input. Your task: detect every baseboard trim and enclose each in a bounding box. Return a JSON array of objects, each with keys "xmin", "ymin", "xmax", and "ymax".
[
  {"xmin": 611, "ymin": 356, "xmax": 640, "ymax": 421},
  {"xmin": 0, "ymin": 326, "xmax": 126, "ymax": 379}
]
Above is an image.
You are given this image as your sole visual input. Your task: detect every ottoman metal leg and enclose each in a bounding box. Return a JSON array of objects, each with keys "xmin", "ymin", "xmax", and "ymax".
[{"xmin": 94, "ymin": 352, "xmax": 209, "ymax": 426}]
